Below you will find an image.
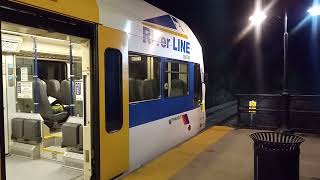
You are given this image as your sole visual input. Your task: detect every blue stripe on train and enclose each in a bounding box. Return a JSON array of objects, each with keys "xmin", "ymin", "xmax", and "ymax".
[{"xmin": 129, "ymin": 61, "xmax": 197, "ymax": 128}]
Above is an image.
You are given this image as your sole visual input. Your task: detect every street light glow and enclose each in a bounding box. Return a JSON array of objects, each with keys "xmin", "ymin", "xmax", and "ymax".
[
  {"xmin": 249, "ymin": 11, "xmax": 267, "ymax": 26},
  {"xmin": 307, "ymin": 5, "xmax": 320, "ymax": 16}
]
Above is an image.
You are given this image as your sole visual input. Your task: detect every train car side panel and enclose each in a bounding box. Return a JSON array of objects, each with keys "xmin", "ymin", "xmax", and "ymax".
[{"xmin": 129, "ymin": 107, "xmax": 204, "ymax": 171}]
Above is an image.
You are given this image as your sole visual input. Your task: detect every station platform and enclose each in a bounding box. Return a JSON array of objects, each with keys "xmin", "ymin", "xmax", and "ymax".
[{"xmin": 124, "ymin": 126, "xmax": 320, "ymax": 180}]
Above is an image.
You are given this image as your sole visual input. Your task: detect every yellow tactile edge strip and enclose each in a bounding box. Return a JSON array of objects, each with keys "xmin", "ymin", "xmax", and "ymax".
[{"xmin": 124, "ymin": 126, "xmax": 234, "ymax": 180}]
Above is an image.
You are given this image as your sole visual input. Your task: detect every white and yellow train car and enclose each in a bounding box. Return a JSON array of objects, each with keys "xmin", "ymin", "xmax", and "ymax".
[{"xmin": 0, "ymin": 0, "xmax": 206, "ymax": 179}]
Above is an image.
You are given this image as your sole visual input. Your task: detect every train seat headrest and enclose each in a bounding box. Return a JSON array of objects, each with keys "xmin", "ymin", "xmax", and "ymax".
[{"xmin": 47, "ymin": 79, "xmax": 61, "ymax": 101}]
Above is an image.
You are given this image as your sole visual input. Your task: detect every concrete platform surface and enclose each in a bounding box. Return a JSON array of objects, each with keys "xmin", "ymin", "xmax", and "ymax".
[
  {"xmin": 124, "ymin": 128, "xmax": 320, "ymax": 180},
  {"xmin": 173, "ymin": 129, "xmax": 320, "ymax": 180}
]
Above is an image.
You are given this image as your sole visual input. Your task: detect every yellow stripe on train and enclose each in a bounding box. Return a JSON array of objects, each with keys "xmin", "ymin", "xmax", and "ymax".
[{"xmin": 10, "ymin": 0, "xmax": 99, "ymax": 23}]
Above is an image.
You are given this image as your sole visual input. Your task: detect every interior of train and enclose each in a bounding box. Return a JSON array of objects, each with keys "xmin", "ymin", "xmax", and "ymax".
[{"xmin": 1, "ymin": 21, "xmax": 90, "ymax": 179}]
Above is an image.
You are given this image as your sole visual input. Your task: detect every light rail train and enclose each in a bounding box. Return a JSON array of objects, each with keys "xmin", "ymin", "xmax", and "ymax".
[{"xmin": 0, "ymin": 0, "xmax": 206, "ymax": 179}]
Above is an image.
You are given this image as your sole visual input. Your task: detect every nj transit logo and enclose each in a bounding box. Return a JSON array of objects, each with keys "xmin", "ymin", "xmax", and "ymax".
[{"xmin": 142, "ymin": 15, "xmax": 191, "ymax": 55}]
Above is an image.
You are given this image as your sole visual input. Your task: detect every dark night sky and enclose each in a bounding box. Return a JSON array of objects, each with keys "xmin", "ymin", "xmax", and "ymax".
[{"xmin": 145, "ymin": 0, "xmax": 320, "ymax": 107}]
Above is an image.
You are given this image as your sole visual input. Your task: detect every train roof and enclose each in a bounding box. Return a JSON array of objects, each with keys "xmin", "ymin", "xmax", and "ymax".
[{"xmin": 97, "ymin": 0, "xmax": 204, "ymax": 65}]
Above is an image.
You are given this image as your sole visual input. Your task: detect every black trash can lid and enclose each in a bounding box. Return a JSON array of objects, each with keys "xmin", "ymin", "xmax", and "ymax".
[{"xmin": 250, "ymin": 132, "xmax": 305, "ymax": 150}]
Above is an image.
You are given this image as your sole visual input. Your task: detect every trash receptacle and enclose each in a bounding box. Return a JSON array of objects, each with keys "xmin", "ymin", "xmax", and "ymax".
[{"xmin": 250, "ymin": 132, "xmax": 305, "ymax": 180}]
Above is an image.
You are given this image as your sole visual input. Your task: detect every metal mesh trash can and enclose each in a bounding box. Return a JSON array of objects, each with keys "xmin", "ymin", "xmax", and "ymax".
[{"xmin": 250, "ymin": 132, "xmax": 305, "ymax": 180}]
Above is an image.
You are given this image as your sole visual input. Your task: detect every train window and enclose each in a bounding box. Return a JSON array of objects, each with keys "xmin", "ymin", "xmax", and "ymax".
[
  {"xmin": 38, "ymin": 61, "xmax": 67, "ymax": 81},
  {"xmin": 128, "ymin": 53, "xmax": 160, "ymax": 102},
  {"xmin": 105, "ymin": 48, "xmax": 123, "ymax": 133},
  {"xmin": 165, "ymin": 61, "xmax": 188, "ymax": 98},
  {"xmin": 15, "ymin": 57, "xmax": 69, "ymax": 113},
  {"xmin": 194, "ymin": 63, "xmax": 202, "ymax": 104}
]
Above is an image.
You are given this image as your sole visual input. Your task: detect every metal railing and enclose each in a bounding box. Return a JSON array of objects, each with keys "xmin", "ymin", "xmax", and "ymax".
[{"xmin": 236, "ymin": 94, "xmax": 320, "ymax": 133}]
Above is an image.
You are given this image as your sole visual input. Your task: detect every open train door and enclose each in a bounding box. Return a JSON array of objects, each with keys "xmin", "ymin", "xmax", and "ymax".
[{"xmin": 97, "ymin": 25, "xmax": 129, "ymax": 179}]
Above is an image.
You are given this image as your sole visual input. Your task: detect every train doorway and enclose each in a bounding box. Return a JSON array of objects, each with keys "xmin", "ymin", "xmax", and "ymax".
[{"xmin": 0, "ymin": 17, "xmax": 93, "ymax": 180}]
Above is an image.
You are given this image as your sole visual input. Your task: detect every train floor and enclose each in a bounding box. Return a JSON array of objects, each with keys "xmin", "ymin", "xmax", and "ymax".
[
  {"xmin": 124, "ymin": 127, "xmax": 320, "ymax": 180},
  {"xmin": 6, "ymin": 155, "xmax": 83, "ymax": 180}
]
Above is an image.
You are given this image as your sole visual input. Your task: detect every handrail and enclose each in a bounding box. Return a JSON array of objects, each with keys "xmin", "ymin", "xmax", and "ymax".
[
  {"xmin": 69, "ymin": 42, "xmax": 74, "ymax": 116},
  {"xmin": 33, "ymin": 37, "xmax": 39, "ymax": 113}
]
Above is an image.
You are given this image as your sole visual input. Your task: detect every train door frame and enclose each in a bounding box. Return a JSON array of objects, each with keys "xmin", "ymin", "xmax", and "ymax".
[
  {"xmin": 0, "ymin": 15, "xmax": 7, "ymax": 180},
  {"xmin": 0, "ymin": 2, "xmax": 99, "ymax": 180}
]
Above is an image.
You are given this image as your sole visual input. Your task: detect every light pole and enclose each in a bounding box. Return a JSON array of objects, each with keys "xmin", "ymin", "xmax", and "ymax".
[
  {"xmin": 249, "ymin": 5, "xmax": 320, "ymax": 131},
  {"xmin": 282, "ymin": 10, "xmax": 289, "ymax": 131}
]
